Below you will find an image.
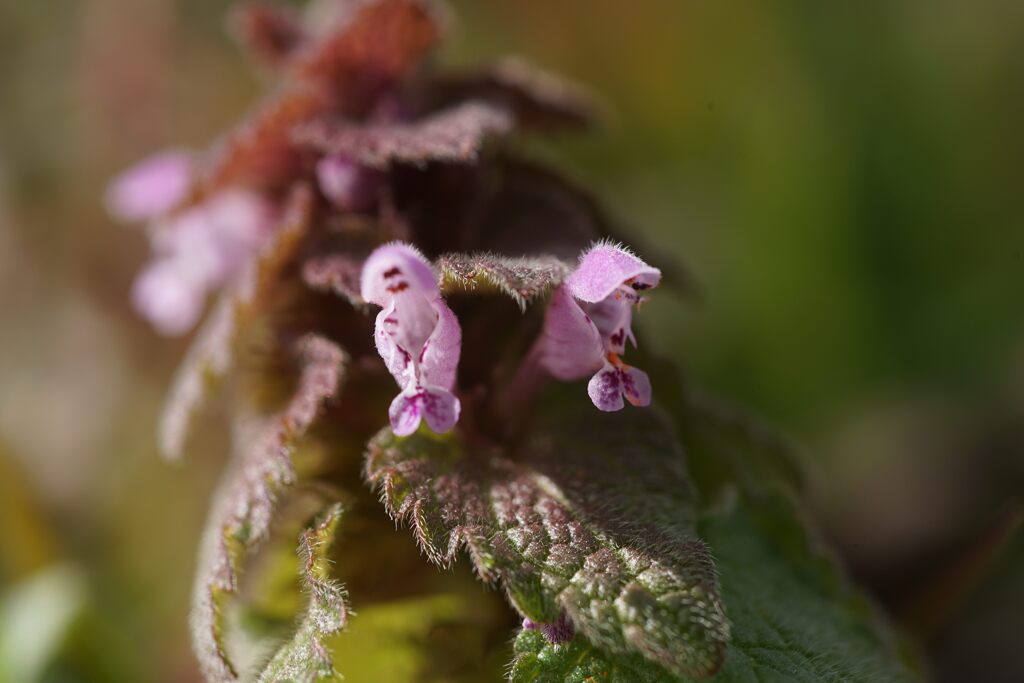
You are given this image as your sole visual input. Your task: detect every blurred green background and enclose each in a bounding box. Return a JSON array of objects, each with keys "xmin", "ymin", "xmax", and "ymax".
[{"xmin": 0, "ymin": 0, "xmax": 1021, "ymax": 681}]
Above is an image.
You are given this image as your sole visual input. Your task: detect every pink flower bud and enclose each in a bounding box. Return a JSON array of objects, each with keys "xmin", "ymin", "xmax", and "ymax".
[
  {"xmin": 131, "ymin": 190, "xmax": 275, "ymax": 336},
  {"xmin": 315, "ymin": 155, "xmax": 381, "ymax": 211},
  {"xmin": 106, "ymin": 150, "xmax": 194, "ymax": 223}
]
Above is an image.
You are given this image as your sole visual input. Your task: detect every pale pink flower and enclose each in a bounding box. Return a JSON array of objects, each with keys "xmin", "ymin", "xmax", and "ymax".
[
  {"xmin": 315, "ymin": 155, "xmax": 381, "ymax": 211},
  {"xmin": 361, "ymin": 243, "xmax": 462, "ymax": 436},
  {"xmin": 538, "ymin": 243, "xmax": 661, "ymax": 411},
  {"xmin": 106, "ymin": 150, "xmax": 194, "ymax": 223},
  {"xmin": 130, "ymin": 191, "xmax": 275, "ymax": 336}
]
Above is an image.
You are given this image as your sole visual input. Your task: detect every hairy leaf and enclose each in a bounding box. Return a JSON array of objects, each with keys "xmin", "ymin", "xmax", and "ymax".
[
  {"xmin": 509, "ymin": 495, "xmax": 916, "ymax": 683},
  {"xmin": 674, "ymin": 387, "xmax": 806, "ymax": 501},
  {"xmin": 365, "ymin": 404, "xmax": 729, "ymax": 679},
  {"xmin": 290, "ymin": 0, "xmax": 440, "ymax": 98},
  {"xmin": 192, "ymin": 334, "xmax": 346, "ymax": 682},
  {"xmin": 571, "ymin": 386, "xmax": 914, "ymax": 683},
  {"xmin": 258, "ymin": 504, "xmax": 349, "ymax": 683},
  {"xmin": 510, "ymin": 628, "xmax": 673, "ymax": 683},
  {"xmin": 437, "ymin": 252, "xmax": 570, "ymax": 310},
  {"xmin": 689, "ymin": 496, "xmax": 915, "ymax": 683},
  {"xmin": 202, "ymin": 85, "xmax": 333, "ymax": 195},
  {"xmin": 159, "ymin": 185, "xmax": 313, "ymax": 461},
  {"xmin": 301, "ymin": 253, "xmax": 366, "ymax": 307},
  {"xmin": 426, "ymin": 57, "xmax": 603, "ymax": 132},
  {"xmin": 296, "ymin": 102, "xmax": 513, "ymax": 169},
  {"xmin": 205, "ymin": 0, "xmax": 439, "ymax": 195}
]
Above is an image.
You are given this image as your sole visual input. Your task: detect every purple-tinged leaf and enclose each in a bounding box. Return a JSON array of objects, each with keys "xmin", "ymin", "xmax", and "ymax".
[
  {"xmin": 201, "ymin": 85, "xmax": 334, "ymax": 196},
  {"xmin": 229, "ymin": 3, "xmax": 308, "ymax": 70},
  {"xmin": 191, "ymin": 334, "xmax": 347, "ymax": 682},
  {"xmin": 365, "ymin": 403, "xmax": 729, "ymax": 679},
  {"xmin": 295, "ymin": 102, "xmax": 513, "ymax": 169},
  {"xmin": 159, "ymin": 185, "xmax": 313, "ymax": 461},
  {"xmin": 290, "ymin": 0, "xmax": 440, "ymax": 106},
  {"xmin": 425, "ymin": 57, "xmax": 604, "ymax": 132},
  {"xmin": 436, "ymin": 252, "xmax": 570, "ymax": 311},
  {"xmin": 257, "ymin": 504, "xmax": 349, "ymax": 683},
  {"xmin": 301, "ymin": 253, "xmax": 366, "ymax": 306}
]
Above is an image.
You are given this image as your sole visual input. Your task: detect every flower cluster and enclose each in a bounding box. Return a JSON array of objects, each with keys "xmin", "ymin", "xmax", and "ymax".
[
  {"xmin": 359, "ymin": 240, "xmax": 661, "ymax": 436},
  {"xmin": 107, "ymin": 4, "xmax": 728, "ymax": 681},
  {"xmin": 107, "ymin": 151, "xmax": 275, "ymax": 335},
  {"xmin": 107, "ymin": 0, "xmax": 663, "ymax": 441}
]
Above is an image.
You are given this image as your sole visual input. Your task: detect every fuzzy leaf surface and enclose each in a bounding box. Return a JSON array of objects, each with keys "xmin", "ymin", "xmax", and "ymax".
[
  {"xmin": 366, "ymin": 405, "xmax": 729, "ymax": 679},
  {"xmin": 302, "ymin": 253, "xmax": 366, "ymax": 307},
  {"xmin": 204, "ymin": 0, "xmax": 439, "ymax": 195},
  {"xmin": 510, "ymin": 628, "xmax": 674, "ymax": 683},
  {"xmin": 296, "ymin": 102, "xmax": 513, "ymax": 169},
  {"xmin": 684, "ymin": 498, "xmax": 916, "ymax": 683},
  {"xmin": 191, "ymin": 334, "xmax": 346, "ymax": 682},
  {"xmin": 437, "ymin": 252, "xmax": 570, "ymax": 310},
  {"xmin": 509, "ymin": 495, "xmax": 916, "ymax": 683},
  {"xmin": 289, "ymin": 0, "xmax": 440, "ymax": 94},
  {"xmin": 426, "ymin": 57, "xmax": 603, "ymax": 132},
  {"xmin": 258, "ymin": 503, "xmax": 349, "ymax": 683}
]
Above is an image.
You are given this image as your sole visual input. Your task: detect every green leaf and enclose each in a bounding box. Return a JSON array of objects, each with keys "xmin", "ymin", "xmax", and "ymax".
[
  {"xmin": 365, "ymin": 404, "xmax": 729, "ymax": 679},
  {"xmin": 510, "ymin": 495, "xmax": 917, "ymax": 683},
  {"xmin": 437, "ymin": 253, "xmax": 570, "ymax": 311},
  {"xmin": 191, "ymin": 334, "xmax": 347, "ymax": 682},
  {"xmin": 690, "ymin": 495, "xmax": 915, "ymax": 683},
  {"xmin": 258, "ymin": 504, "xmax": 349, "ymax": 683},
  {"xmin": 159, "ymin": 184, "xmax": 315, "ymax": 461},
  {"xmin": 673, "ymin": 387, "xmax": 806, "ymax": 501},
  {"xmin": 510, "ymin": 628, "xmax": 674, "ymax": 683}
]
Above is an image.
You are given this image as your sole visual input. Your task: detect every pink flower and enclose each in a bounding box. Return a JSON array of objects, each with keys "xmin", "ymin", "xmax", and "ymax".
[
  {"xmin": 106, "ymin": 150, "xmax": 194, "ymax": 223},
  {"xmin": 131, "ymin": 190, "xmax": 275, "ymax": 336},
  {"xmin": 538, "ymin": 243, "xmax": 661, "ymax": 411},
  {"xmin": 361, "ymin": 243, "xmax": 462, "ymax": 436},
  {"xmin": 315, "ymin": 155, "xmax": 381, "ymax": 211}
]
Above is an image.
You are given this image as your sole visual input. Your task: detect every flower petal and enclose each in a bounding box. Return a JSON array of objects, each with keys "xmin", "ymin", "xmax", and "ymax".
[
  {"xmin": 418, "ymin": 300, "xmax": 461, "ymax": 391},
  {"xmin": 581, "ymin": 297, "xmax": 633, "ymax": 354},
  {"xmin": 106, "ymin": 150, "xmax": 193, "ymax": 223},
  {"xmin": 316, "ymin": 155, "xmax": 380, "ymax": 210},
  {"xmin": 538, "ymin": 285, "xmax": 603, "ymax": 381},
  {"xmin": 131, "ymin": 259, "xmax": 206, "ymax": 336},
  {"xmin": 621, "ymin": 364, "xmax": 652, "ymax": 407},
  {"xmin": 419, "ymin": 385, "xmax": 461, "ymax": 434},
  {"xmin": 587, "ymin": 363, "xmax": 625, "ymax": 412},
  {"xmin": 565, "ymin": 243, "xmax": 661, "ymax": 303},
  {"xmin": 388, "ymin": 385, "xmax": 461, "ymax": 436},
  {"xmin": 374, "ymin": 304, "xmax": 412, "ymax": 386},
  {"xmin": 360, "ymin": 242, "xmax": 439, "ymax": 307}
]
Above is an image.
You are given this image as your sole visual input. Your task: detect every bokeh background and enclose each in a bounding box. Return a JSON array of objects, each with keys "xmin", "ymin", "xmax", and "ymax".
[{"xmin": 1, "ymin": 1, "xmax": 1022, "ymax": 681}]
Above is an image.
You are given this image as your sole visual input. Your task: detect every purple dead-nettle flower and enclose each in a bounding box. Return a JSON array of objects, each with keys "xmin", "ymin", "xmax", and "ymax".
[
  {"xmin": 132, "ymin": 190, "xmax": 275, "ymax": 336},
  {"xmin": 106, "ymin": 150, "xmax": 194, "ymax": 223},
  {"xmin": 315, "ymin": 154, "xmax": 382, "ymax": 211},
  {"xmin": 361, "ymin": 242, "xmax": 462, "ymax": 437},
  {"xmin": 539, "ymin": 242, "xmax": 661, "ymax": 411},
  {"xmin": 107, "ymin": 151, "xmax": 276, "ymax": 335}
]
